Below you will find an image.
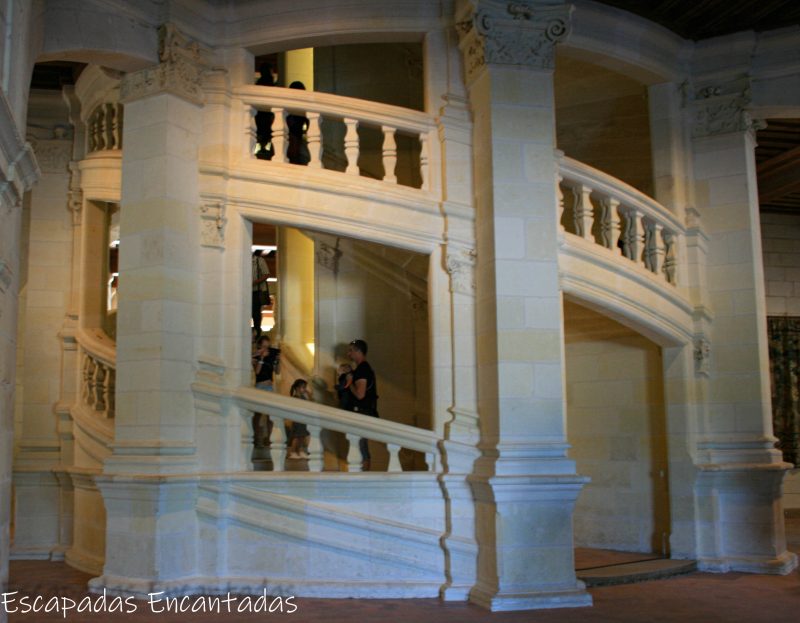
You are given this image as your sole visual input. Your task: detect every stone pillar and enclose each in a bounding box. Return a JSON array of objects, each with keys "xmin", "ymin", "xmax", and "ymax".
[
  {"xmin": 687, "ymin": 79, "xmax": 797, "ymax": 574},
  {"xmin": 92, "ymin": 24, "xmax": 208, "ymax": 595},
  {"xmin": 456, "ymin": 0, "xmax": 590, "ymax": 611}
]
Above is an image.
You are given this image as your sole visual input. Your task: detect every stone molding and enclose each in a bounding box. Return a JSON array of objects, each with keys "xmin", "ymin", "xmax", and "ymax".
[
  {"xmin": 0, "ymin": 90, "xmax": 40, "ymax": 208},
  {"xmin": 686, "ymin": 79, "xmax": 765, "ymax": 138},
  {"xmin": 199, "ymin": 201, "xmax": 226, "ymax": 248},
  {"xmin": 445, "ymin": 247, "xmax": 476, "ymax": 295},
  {"xmin": 121, "ymin": 23, "xmax": 211, "ymax": 106},
  {"xmin": 455, "ymin": 1, "xmax": 572, "ymax": 83}
]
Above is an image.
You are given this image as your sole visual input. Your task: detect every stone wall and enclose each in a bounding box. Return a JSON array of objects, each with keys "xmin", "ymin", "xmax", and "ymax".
[
  {"xmin": 761, "ymin": 211, "xmax": 800, "ymax": 509},
  {"xmin": 565, "ymin": 300, "xmax": 670, "ymax": 553},
  {"xmin": 555, "ymin": 54, "xmax": 654, "ymax": 197}
]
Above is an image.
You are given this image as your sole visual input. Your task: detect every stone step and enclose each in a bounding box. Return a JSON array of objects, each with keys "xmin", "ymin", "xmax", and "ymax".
[{"xmin": 577, "ymin": 558, "xmax": 697, "ymax": 587}]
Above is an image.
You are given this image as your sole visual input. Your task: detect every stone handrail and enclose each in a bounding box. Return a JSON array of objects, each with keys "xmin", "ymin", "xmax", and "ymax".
[
  {"xmin": 196, "ymin": 380, "xmax": 440, "ymax": 473},
  {"xmin": 76, "ymin": 328, "xmax": 116, "ymax": 419},
  {"xmin": 558, "ymin": 155, "xmax": 684, "ymax": 285},
  {"xmin": 235, "ymin": 85, "xmax": 435, "ymax": 192}
]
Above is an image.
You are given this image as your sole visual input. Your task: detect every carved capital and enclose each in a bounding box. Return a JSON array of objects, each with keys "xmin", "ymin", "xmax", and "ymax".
[
  {"xmin": 199, "ymin": 201, "xmax": 226, "ymax": 248},
  {"xmin": 687, "ymin": 78, "xmax": 764, "ymax": 138},
  {"xmin": 316, "ymin": 240, "xmax": 342, "ymax": 274},
  {"xmin": 28, "ymin": 137, "xmax": 71, "ymax": 173},
  {"xmin": 456, "ymin": 1, "xmax": 572, "ymax": 83},
  {"xmin": 121, "ymin": 23, "xmax": 211, "ymax": 106},
  {"xmin": 445, "ymin": 247, "xmax": 477, "ymax": 295}
]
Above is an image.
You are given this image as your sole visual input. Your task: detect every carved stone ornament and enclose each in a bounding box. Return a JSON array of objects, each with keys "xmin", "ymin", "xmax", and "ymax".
[
  {"xmin": 121, "ymin": 23, "xmax": 211, "ymax": 106},
  {"xmin": 455, "ymin": 1, "xmax": 572, "ymax": 83},
  {"xmin": 688, "ymin": 80, "xmax": 766, "ymax": 139},
  {"xmin": 445, "ymin": 248, "xmax": 477, "ymax": 295},
  {"xmin": 67, "ymin": 161, "xmax": 82, "ymax": 226},
  {"xmin": 316, "ymin": 240, "xmax": 342, "ymax": 274},
  {"xmin": 694, "ymin": 336, "xmax": 711, "ymax": 377},
  {"xmin": 199, "ymin": 201, "xmax": 226, "ymax": 248},
  {"xmin": 27, "ymin": 137, "xmax": 72, "ymax": 173}
]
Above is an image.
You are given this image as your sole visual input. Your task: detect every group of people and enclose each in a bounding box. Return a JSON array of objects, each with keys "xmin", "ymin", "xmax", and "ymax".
[
  {"xmin": 254, "ymin": 63, "xmax": 311, "ymax": 166},
  {"xmin": 251, "ymin": 336, "xmax": 379, "ymax": 470}
]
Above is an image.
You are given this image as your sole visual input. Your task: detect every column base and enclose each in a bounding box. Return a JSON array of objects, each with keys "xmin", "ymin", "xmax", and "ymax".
[
  {"xmin": 698, "ymin": 551, "xmax": 798, "ymax": 575},
  {"xmin": 469, "ymin": 583, "xmax": 592, "ymax": 612}
]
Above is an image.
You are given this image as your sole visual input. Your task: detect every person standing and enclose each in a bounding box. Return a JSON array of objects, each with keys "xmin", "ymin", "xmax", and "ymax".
[
  {"xmin": 251, "ymin": 249, "xmax": 270, "ymax": 338},
  {"xmin": 347, "ymin": 339, "xmax": 378, "ymax": 470},
  {"xmin": 252, "ymin": 335, "xmax": 280, "ymax": 447}
]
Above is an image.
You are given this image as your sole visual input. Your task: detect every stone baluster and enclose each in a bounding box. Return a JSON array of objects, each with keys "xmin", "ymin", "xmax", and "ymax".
[
  {"xmin": 94, "ymin": 363, "xmax": 107, "ymax": 413},
  {"xmin": 572, "ymin": 184, "xmax": 594, "ymax": 240},
  {"xmin": 272, "ymin": 108, "xmax": 287, "ymax": 163},
  {"xmin": 663, "ymin": 230, "xmax": 677, "ymax": 284},
  {"xmin": 381, "ymin": 126, "xmax": 397, "ymax": 183},
  {"xmin": 106, "ymin": 369, "xmax": 116, "ymax": 418},
  {"xmin": 113, "ymin": 104, "xmax": 124, "ymax": 149},
  {"xmin": 244, "ymin": 106, "xmax": 256, "ymax": 159},
  {"xmin": 419, "ymin": 132, "xmax": 429, "ymax": 191},
  {"xmin": 650, "ymin": 222, "xmax": 665, "ymax": 276},
  {"xmin": 306, "ymin": 424, "xmax": 324, "ymax": 471},
  {"xmin": 344, "ymin": 118, "xmax": 360, "ymax": 175},
  {"xmin": 425, "ymin": 452, "xmax": 435, "ymax": 472},
  {"xmin": 269, "ymin": 415, "xmax": 286, "ymax": 470},
  {"xmin": 386, "ymin": 443, "xmax": 402, "ymax": 472},
  {"xmin": 556, "ymin": 176, "xmax": 565, "ymax": 233},
  {"xmin": 84, "ymin": 355, "xmax": 96, "ymax": 408},
  {"xmin": 600, "ymin": 196, "xmax": 621, "ymax": 252},
  {"xmin": 624, "ymin": 207, "xmax": 645, "ymax": 265},
  {"xmin": 345, "ymin": 433, "xmax": 362, "ymax": 472},
  {"xmin": 306, "ymin": 112, "xmax": 322, "ymax": 169},
  {"xmin": 104, "ymin": 104, "xmax": 116, "ymax": 150}
]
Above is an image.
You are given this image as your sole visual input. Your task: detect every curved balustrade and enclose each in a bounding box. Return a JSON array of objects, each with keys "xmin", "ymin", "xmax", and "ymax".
[
  {"xmin": 195, "ymin": 381, "xmax": 440, "ymax": 473},
  {"xmin": 76, "ymin": 328, "xmax": 116, "ymax": 419},
  {"xmin": 557, "ymin": 155, "xmax": 684, "ymax": 286},
  {"xmin": 87, "ymin": 102, "xmax": 123, "ymax": 153},
  {"xmin": 235, "ymin": 85, "xmax": 435, "ymax": 193}
]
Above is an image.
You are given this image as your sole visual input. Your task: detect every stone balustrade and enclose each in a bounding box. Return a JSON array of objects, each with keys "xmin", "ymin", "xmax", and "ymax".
[
  {"xmin": 76, "ymin": 328, "xmax": 116, "ymax": 419},
  {"xmin": 233, "ymin": 385, "xmax": 440, "ymax": 473},
  {"xmin": 86, "ymin": 102, "xmax": 123, "ymax": 153},
  {"xmin": 236, "ymin": 85, "xmax": 434, "ymax": 192},
  {"xmin": 558, "ymin": 155, "xmax": 683, "ymax": 286}
]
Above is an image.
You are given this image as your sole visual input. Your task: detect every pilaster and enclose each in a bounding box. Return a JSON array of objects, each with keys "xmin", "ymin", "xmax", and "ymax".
[
  {"xmin": 686, "ymin": 75, "xmax": 797, "ymax": 573},
  {"xmin": 97, "ymin": 22, "xmax": 207, "ymax": 592},
  {"xmin": 456, "ymin": 0, "xmax": 590, "ymax": 611}
]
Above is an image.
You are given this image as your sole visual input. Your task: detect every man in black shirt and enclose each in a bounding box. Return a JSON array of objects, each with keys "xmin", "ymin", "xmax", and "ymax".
[{"xmin": 347, "ymin": 339, "xmax": 378, "ymax": 470}]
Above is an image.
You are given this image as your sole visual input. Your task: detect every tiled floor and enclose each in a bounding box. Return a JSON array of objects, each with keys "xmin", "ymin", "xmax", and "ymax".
[{"xmin": 5, "ymin": 516, "xmax": 799, "ymax": 623}]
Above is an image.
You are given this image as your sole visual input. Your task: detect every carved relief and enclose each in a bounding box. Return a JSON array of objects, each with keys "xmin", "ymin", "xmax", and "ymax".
[
  {"xmin": 445, "ymin": 247, "xmax": 477, "ymax": 295},
  {"xmin": 688, "ymin": 80, "xmax": 765, "ymax": 138},
  {"xmin": 67, "ymin": 161, "xmax": 82, "ymax": 226},
  {"xmin": 694, "ymin": 336, "xmax": 711, "ymax": 377},
  {"xmin": 28, "ymin": 138, "xmax": 72, "ymax": 173},
  {"xmin": 455, "ymin": 1, "xmax": 572, "ymax": 83},
  {"xmin": 121, "ymin": 23, "xmax": 211, "ymax": 105},
  {"xmin": 316, "ymin": 240, "xmax": 343, "ymax": 274},
  {"xmin": 199, "ymin": 201, "xmax": 226, "ymax": 248}
]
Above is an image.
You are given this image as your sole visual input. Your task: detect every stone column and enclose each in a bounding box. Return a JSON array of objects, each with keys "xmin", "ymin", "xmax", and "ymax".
[
  {"xmin": 92, "ymin": 24, "xmax": 209, "ymax": 595},
  {"xmin": 687, "ymin": 79, "xmax": 797, "ymax": 574},
  {"xmin": 456, "ymin": 0, "xmax": 590, "ymax": 611}
]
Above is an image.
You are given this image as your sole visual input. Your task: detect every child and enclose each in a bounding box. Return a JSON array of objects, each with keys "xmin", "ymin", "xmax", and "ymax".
[{"xmin": 288, "ymin": 378, "xmax": 311, "ymax": 459}]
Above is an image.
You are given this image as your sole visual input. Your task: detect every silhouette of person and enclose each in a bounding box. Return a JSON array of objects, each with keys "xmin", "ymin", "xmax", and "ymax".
[
  {"xmin": 255, "ymin": 64, "xmax": 275, "ymax": 160},
  {"xmin": 286, "ymin": 81, "xmax": 311, "ymax": 165}
]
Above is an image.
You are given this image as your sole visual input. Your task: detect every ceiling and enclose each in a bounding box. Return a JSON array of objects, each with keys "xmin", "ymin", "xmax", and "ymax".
[{"xmin": 595, "ymin": 0, "xmax": 800, "ymax": 41}]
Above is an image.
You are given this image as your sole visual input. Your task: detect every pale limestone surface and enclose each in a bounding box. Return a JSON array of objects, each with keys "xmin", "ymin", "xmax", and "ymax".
[{"xmin": 1, "ymin": 0, "xmax": 799, "ymax": 614}]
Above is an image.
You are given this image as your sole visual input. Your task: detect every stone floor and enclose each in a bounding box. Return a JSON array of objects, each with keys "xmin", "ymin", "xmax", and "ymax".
[{"xmin": 5, "ymin": 516, "xmax": 799, "ymax": 623}]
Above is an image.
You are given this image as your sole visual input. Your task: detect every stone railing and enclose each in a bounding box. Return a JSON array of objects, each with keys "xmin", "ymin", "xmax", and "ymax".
[
  {"xmin": 76, "ymin": 328, "xmax": 116, "ymax": 419},
  {"xmin": 86, "ymin": 102, "xmax": 123, "ymax": 153},
  {"xmin": 236, "ymin": 85, "xmax": 435, "ymax": 192},
  {"xmin": 194, "ymin": 382, "xmax": 441, "ymax": 473},
  {"xmin": 558, "ymin": 156, "xmax": 683, "ymax": 285}
]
